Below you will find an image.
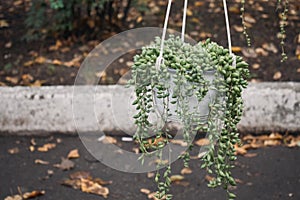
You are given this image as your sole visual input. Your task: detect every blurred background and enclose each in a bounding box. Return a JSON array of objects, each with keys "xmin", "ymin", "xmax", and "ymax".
[{"xmin": 0, "ymin": 0, "xmax": 299, "ymax": 86}]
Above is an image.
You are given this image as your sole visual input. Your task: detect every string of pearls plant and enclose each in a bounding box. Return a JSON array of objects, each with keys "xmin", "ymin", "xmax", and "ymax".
[{"xmin": 129, "ymin": 35, "xmax": 250, "ymax": 200}]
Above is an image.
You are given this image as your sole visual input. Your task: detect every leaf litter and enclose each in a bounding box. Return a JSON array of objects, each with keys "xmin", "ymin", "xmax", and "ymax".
[
  {"xmin": 61, "ymin": 171, "xmax": 111, "ymax": 198},
  {"xmin": 235, "ymin": 133, "xmax": 300, "ymax": 156},
  {"xmin": 5, "ymin": 190, "xmax": 45, "ymax": 200}
]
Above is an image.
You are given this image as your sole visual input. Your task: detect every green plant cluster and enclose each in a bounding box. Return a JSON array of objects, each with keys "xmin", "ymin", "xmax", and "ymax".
[
  {"xmin": 24, "ymin": 0, "xmax": 145, "ymax": 40},
  {"xmin": 129, "ymin": 35, "xmax": 250, "ymax": 200}
]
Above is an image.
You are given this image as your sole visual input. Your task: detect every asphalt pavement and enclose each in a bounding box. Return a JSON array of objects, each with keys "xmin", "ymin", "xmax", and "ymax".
[{"xmin": 0, "ymin": 135, "xmax": 299, "ymax": 200}]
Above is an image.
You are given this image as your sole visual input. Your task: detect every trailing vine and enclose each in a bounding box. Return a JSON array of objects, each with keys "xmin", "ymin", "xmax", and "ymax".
[
  {"xmin": 277, "ymin": 0, "xmax": 289, "ymax": 62},
  {"xmin": 129, "ymin": 35, "xmax": 250, "ymax": 200},
  {"xmin": 240, "ymin": 0, "xmax": 290, "ymax": 61},
  {"xmin": 240, "ymin": 0, "xmax": 251, "ymax": 47}
]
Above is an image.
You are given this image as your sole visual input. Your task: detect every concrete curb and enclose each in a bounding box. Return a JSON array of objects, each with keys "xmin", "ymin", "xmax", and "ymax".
[{"xmin": 0, "ymin": 82, "xmax": 299, "ymax": 135}]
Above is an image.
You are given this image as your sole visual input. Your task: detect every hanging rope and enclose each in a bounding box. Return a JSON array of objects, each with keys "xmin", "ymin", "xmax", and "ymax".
[
  {"xmin": 181, "ymin": 0, "xmax": 188, "ymax": 42},
  {"xmin": 156, "ymin": 0, "xmax": 172, "ymax": 70},
  {"xmin": 156, "ymin": 0, "xmax": 236, "ymax": 70},
  {"xmin": 222, "ymin": 0, "xmax": 236, "ymax": 66}
]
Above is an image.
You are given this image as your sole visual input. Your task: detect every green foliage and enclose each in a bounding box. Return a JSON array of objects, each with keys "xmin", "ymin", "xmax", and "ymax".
[{"xmin": 129, "ymin": 35, "xmax": 250, "ymax": 200}]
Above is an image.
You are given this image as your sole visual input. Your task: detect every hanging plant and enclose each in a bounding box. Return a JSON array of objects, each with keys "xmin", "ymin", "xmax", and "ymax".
[
  {"xmin": 129, "ymin": 35, "xmax": 250, "ymax": 200},
  {"xmin": 128, "ymin": 0, "xmax": 250, "ymax": 199}
]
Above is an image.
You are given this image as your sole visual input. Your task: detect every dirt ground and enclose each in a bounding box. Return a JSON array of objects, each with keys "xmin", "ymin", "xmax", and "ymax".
[
  {"xmin": 0, "ymin": 0, "xmax": 300, "ymax": 86},
  {"xmin": 0, "ymin": 135, "xmax": 300, "ymax": 200}
]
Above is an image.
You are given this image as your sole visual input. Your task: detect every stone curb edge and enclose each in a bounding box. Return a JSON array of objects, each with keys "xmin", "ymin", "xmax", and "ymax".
[{"xmin": 0, "ymin": 82, "xmax": 299, "ymax": 136}]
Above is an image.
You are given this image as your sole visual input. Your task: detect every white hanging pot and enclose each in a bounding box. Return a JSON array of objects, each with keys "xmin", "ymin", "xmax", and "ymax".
[{"xmin": 154, "ymin": 68, "xmax": 217, "ymax": 123}]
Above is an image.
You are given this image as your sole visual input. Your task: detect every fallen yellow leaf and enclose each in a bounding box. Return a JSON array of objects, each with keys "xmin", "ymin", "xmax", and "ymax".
[
  {"xmin": 180, "ymin": 167, "xmax": 192, "ymax": 175},
  {"xmin": 264, "ymin": 140, "xmax": 281, "ymax": 146},
  {"xmin": 35, "ymin": 159, "xmax": 49, "ymax": 165},
  {"xmin": 244, "ymin": 153, "xmax": 258, "ymax": 158},
  {"xmin": 37, "ymin": 143, "xmax": 56, "ymax": 152},
  {"xmin": 99, "ymin": 136, "xmax": 117, "ymax": 144},
  {"xmin": 273, "ymin": 71, "xmax": 282, "ymax": 80},
  {"xmin": 5, "ymin": 76, "xmax": 18, "ymax": 84},
  {"xmin": 234, "ymin": 144, "xmax": 247, "ymax": 155},
  {"xmin": 13, "ymin": 0, "xmax": 23, "ymax": 6},
  {"xmin": 21, "ymin": 74, "xmax": 34, "ymax": 82},
  {"xmin": 24, "ymin": 60, "xmax": 35, "ymax": 67},
  {"xmin": 0, "ymin": 19, "xmax": 9, "ymax": 28},
  {"xmin": 170, "ymin": 175, "xmax": 184, "ymax": 182},
  {"xmin": 232, "ymin": 46, "xmax": 242, "ymax": 53},
  {"xmin": 140, "ymin": 188, "xmax": 151, "ymax": 195},
  {"xmin": 252, "ymin": 63, "xmax": 260, "ymax": 69},
  {"xmin": 229, "ymin": 6, "xmax": 240, "ymax": 14},
  {"xmin": 187, "ymin": 9, "xmax": 193, "ymax": 16},
  {"xmin": 136, "ymin": 16, "xmax": 143, "ymax": 23},
  {"xmin": 170, "ymin": 139, "xmax": 188, "ymax": 147},
  {"xmin": 35, "ymin": 56, "xmax": 46, "ymax": 64},
  {"xmin": 22, "ymin": 190, "xmax": 45, "ymax": 199},
  {"xmin": 81, "ymin": 179, "xmax": 109, "ymax": 198},
  {"xmin": 52, "ymin": 59, "xmax": 63, "ymax": 65},
  {"xmin": 194, "ymin": 2, "xmax": 204, "ymax": 7},
  {"xmin": 29, "ymin": 146, "xmax": 35, "ymax": 152},
  {"xmin": 30, "ymin": 80, "xmax": 46, "ymax": 87},
  {"xmin": 67, "ymin": 149, "xmax": 80, "ymax": 159},
  {"xmin": 8, "ymin": 147, "xmax": 19, "ymax": 154},
  {"xmin": 205, "ymin": 175, "xmax": 215, "ymax": 182},
  {"xmin": 4, "ymin": 194, "xmax": 22, "ymax": 200},
  {"xmin": 195, "ymin": 138, "xmax": 210, "ymax": 146}
]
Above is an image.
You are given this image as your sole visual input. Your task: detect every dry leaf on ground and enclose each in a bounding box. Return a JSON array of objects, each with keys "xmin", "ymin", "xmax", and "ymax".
[
  {"xmin": 29, "ymin": 146, "xmax": 35, "ymax": 152},
  {"xmin": 4, "ymin": 195, "xmax": 22, "ymax": 200},
  {"xmin": 5, "ymin": 77, "xmax": 18, "ymax": 84},
  {"xmin": 242, "ymin": 48, "xmax": 257, "ymax": 58},
  {"xmin": 244, "ymin": 153, "xmax": 258, "ymax": 158},
  {"xmin": 170, "ymin": 175, "xmax": 184, "ymax": 182},
  {"xmin": 273, "ymin": 71, "xmax": 282, "ymax": 80},
  {"xmin": 205, "ymin": 175, "xmax": 215, "ymax": 182},
  {"xmin": 98, "ymin": 136, "xmax": 117, "ymax": 144},
  {"xmin": 264, "ymin": 140, "xmax": 281, "ymax": 146},
  {"xmin": 234, "ymin": 144, "xmax": 248, "ymax": 155},
  {"xmin": 147, "ymin": 172, "xmax": 155, "ymax": 178},
  {"xmin": 195, "ymin": 138, "xmax": 210, "ymax": 146},
  {"xmin": 34, "ymin": 56, "xmax": 47, "ymax": 64},
  {"xmin": 22, "ymin": 190, "xmax": 45, "ymax": 199},
  {"xmin": 81, "ymin": 179, "xmax": 109, "ymax": 198},
  {"xmin": 5, "ymin": 190, "xmax": 45, "ymax": 200},
  {"xmin": 140, "ymin": 188, "xmax": 151, "ymax": 195},
  {"xmin": 54, "ymin": 157, "xmax": 75, "ymax": 170},
  {"xmin": 67, "ymin": 149, "xmax": 80, "ymax": 159},
  {"xmin": 181, "ymin": 167, "xmax": 192, "ymax": 175},
  {"xmin": 0, "ymin": 19, "xmax": 9, "ymax": 27},
  {"xmin": 232, "ymin": 46, "xmax": 242, "ymax": 53},
  {"xmin": 262, "ymin": 43, "xmax": 278, "ymax": 53},
  {"xmin": 170, "ymin": 139, "xmax": 188, "ymax": 147},
  {"xmin": 35, "ymin": 159, "xmax": 49, "ymax": 165},
  {"xmin": 37, "ymin": 143, "xmax": 56, "ymax": 152},
  {"xmin": 62, "ymin": 171, "xmax": 111, "ymax": 198},
  {"xmin": 8, "ymin": 147, "xmax": 19, "ymax": 154}
]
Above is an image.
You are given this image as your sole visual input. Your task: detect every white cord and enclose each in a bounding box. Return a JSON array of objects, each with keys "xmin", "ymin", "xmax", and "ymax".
[
  {"xmin": 222, "ymin": 0, "xmax": 236, "ymax": 66},
  {"xmin": 156, "ymin": 0, "xmax": 173, "ymax": 70},
  {"xmin": 157, "ymin": 0, "xmax": 236, "ymax": 69},
  {"xmin": 181, "ymin": 0, "xmax": 188, "ymax": 42}
]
